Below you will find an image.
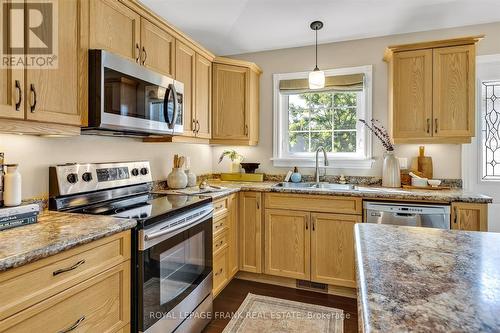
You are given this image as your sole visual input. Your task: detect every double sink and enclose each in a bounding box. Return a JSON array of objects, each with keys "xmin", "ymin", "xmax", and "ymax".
[{"xmin": 273, "ymin": 182, "xmax": 357, "ymax": 191}]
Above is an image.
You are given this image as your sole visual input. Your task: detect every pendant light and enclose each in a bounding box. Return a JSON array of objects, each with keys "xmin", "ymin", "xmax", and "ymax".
[{"xmin": 308, "ymin": 20, "xmax": 325, "ymax": 89}]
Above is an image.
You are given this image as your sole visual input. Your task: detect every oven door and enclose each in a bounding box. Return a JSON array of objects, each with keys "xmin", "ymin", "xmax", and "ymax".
[
  {"xmin": 88, "ymin": 49, "xmax": 184, "ymax": 135},
  {"xmin": 137, "ymin": 207, "xmax": 213, "ymax": 332}
]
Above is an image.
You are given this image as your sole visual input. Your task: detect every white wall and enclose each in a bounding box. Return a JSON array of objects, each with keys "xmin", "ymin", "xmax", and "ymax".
[
  {"xmin": 0, "ymin": 134, "xmax": 212, "ymax": 199},
  {"xmin": 213, "ymin": 22, "xmax": 500, "ymax": 178}
]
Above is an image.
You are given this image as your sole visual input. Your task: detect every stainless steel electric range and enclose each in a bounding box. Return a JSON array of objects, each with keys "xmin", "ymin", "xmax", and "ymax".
[{"xmin": 49, "ymin": 161, "xmax": 213, "ymax": 333}]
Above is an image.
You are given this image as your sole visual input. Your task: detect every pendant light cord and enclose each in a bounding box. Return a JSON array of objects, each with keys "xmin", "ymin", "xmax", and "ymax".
[{"xmin": 315, "ymin": 29, "xmax": 318, "ymax": 70}]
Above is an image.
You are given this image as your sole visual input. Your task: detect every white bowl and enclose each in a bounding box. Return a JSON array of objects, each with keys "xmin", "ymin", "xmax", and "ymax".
[
  {"xmin": 427, "ymin": 179, "xmax": 442, "ymax": 187},
  {"xmin": 411, "ymin": 178, "xmax": 428, "ymax": 187}
]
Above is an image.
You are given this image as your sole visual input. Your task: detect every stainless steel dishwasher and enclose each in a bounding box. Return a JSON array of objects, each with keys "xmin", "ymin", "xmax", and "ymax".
[{"xmin": 364, "ymin": 202, "xmax": 451, "ymax": 229}]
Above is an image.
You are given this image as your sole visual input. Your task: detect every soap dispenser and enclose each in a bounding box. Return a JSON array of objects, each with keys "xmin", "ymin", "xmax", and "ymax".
[{"xmin": 290, "ymin": 167, "xmax": 302, "ymax": 183}]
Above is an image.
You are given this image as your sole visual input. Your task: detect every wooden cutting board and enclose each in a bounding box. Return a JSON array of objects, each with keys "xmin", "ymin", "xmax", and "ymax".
[{"xmin": 416, "ymin": 146, "xmax": 433, "ymax": 179}]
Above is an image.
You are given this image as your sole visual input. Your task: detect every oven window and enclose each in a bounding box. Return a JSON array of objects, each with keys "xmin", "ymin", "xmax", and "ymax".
[
  {"xmin": 159, "ymin": 231, "xmax": 205, "ymax": 304},
  {"xmin": 139, "ymin": 218, "xmax": 212, "ymax": 331}
]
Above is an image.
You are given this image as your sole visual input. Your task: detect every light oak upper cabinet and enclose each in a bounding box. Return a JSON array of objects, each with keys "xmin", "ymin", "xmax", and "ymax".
[
  {"xmin": 386, "ymin": 36, "xmax": 482, "ymax": 144},
  {"xmin": 310, "ymin": 213, "xmax": 359, "ymax": 288},
  {"xmin": 26, "ymin": 0, "xmax": 82, "ymax": 125},
  {"xmin": 140, "ymin": 18, "xmax": 175, "ymax": 77},
  {"xmin": 212, "ymin": 58, "xmax": 261, "ymax": 145},
  {"xmin": 265, "ymin": 209, "xmax": 310, "ymax": 280},
  {"xmin": 239, "ymin": 192, "xmax": 262, "ymax": 273},
  {"xmin": 195, "ymin": 54, "xmax": 212, "ymax": 138},
  {"xmin": 451, "ymin": 202, "xmax": 488, "ymax": 232},
  {"xmin": 175, "ymin": 42, "xmax": 196, "ymax": 135},
  {"xmin": 90, "ymin": 0, "xmax": 141, "ymax": 62}
]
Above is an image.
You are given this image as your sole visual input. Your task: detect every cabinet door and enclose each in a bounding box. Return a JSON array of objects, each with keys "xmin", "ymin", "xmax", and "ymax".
[
  {"xmin": 175, "ymin": 42, "xmax": 195, "ymax": 135},
  {"xmin": 213, "ymin": 247, "xmax": 228, "ymax": 297},
  {"xmin": 195, "ymin": 54, "xmax": 212, "ymax": 138},
  {"xmin": 90, "ymin": 0, "xmax": 141, "ymax": 62},
  {"xmin": 140, "ymin": 18, "xmax": 175, "ymax": 77},
  {"xmin": 0, "ymin": 0, "xmax": 24, "ymax": 120},
  {"xmin": 433, "ymin": 45, "xmax": 475, "ymax": 138},
  {"xmin": 310, "ymin": 213, "xmax": 359, "ymax": 288},
  {"xmin": 212, "ymin": 64, "xmax": 249, "ymax": 140},
  {"xmin": 451, "ymin": 203, "xmax": 488, "ymax": 231},
  {"xmin": 265, "ymin": 209, "xmax": 310, "ymax": 280},
  {"xmin": 239, "ymin": 192, "xmax": 262, "ymax": 273},
  {"xmin": 393, "ymin": 49, "xmax": 433, "ymax": 139},
  {"xmin": 227, "ymin": 194, "xmax": 239, "ymax": 278},
  {"xmin": 25, "ymin": 0, "xmax": 81, "ymax": 125}
]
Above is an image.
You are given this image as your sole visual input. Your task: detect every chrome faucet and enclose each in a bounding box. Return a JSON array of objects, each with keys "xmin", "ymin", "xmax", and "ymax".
[{"xmin": 314, "ymin": 146, "xmax": 329, "ymax": 184}]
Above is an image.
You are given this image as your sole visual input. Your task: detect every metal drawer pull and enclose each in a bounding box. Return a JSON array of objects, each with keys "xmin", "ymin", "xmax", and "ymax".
[
  {"xmin": 53, "ymin": 259, "xmax": 85, "ymax": 276},
  {"xmin": 135, "ymin": 43, "xmax": 140, "ymax": 63},
  {"xmin": 142, "ymin": 46, "xmax": 147, "ymax": 65},
  {"xmin": 434, "ymin": 118, "xmax": 438, "ymax": 134},
  {"xmin": 58, "ymin": 315, "xmax": 85, "ymax": 333},
  {"xmin": 426, "ymin": 118, "xmax": 430, "ymax": 134},
  {"xmin": 30, "ymin": 84, "xmax": 37, "ymax": 112},
  {"xmin": 15, "ymin": 80, "xmax": 22, "ymax": 111},
  {"xmin": 215, "ymin": 204, "xmax": 224, "ymax": 210}
]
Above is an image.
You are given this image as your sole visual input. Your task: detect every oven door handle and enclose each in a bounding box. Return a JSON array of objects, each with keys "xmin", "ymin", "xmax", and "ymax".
[{"xmin": 144, "ymin": 207, "xmax": 214, "ymax": 242}]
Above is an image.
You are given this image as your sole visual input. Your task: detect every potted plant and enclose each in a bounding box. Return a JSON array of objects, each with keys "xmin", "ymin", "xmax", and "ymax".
[
  {"xmin": 359, "ymin": 119, "xmax": 400, "ymax": 188},
  {"xmin": 218, "ymin": 149, "xmax": 244, "ymax": 173}
]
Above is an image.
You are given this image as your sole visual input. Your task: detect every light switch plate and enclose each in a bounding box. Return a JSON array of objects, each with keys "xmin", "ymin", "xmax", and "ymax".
[{"xmin": 398, "ymin": 157, "xmax": 408, "ymax": 169}]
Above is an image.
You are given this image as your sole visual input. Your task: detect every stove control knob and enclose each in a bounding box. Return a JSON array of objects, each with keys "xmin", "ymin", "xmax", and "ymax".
[
  {"xmin": 131, "ymin": 168, "xmax": 139, "ymax": 176},
  {"xmin": 140, "ymin": 167, "xmax": 149, "ymax": 175},
  {"xmin": 67, "ymin": 173, "xmax": 78, "ymax": 184},
  {"xmin": 82, "ymin": 172, "xmax": 93, "ymax": 182}
]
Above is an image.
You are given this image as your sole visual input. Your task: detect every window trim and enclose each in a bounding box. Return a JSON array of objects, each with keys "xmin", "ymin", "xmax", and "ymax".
[{"xmin": 272, "ymin": 65, "xmax": 374, "ymax": 169}]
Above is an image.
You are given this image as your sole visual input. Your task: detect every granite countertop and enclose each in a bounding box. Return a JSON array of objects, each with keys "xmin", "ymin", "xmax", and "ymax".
[
  {"xmin": 0, "ymin": 211, "xmax": 137, "ymax": 271},
  {"xmin": 169, "ymin": 180, "xmax": 492, "ymax": 203},
  {"xmin": 355, "ymin": 223, "xmax": 500, "ymax": 332}
]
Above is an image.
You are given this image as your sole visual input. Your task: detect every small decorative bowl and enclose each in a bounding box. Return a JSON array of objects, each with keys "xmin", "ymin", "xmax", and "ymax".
[
  {"xmin": 411, "ymin": 178, "xmax": 428, "ymax": 187},
  {"xmin": 427, "ymin": 179, "xmax": 442, "ymax": 188},
  {"xmin": 240, "ymin": 162, "xmax": 260, "ymax": 174}
]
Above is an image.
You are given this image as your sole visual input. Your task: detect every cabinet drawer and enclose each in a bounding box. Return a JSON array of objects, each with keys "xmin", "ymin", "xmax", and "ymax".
[
  {"xmin": 0, "ymin": 261, "xmax": 130, "ymax": 332},
  {"xmin": 265, "ymin": 193, "xmax": 362, "ymax": 215},
  {"xmin": 213, "ymin": 214, "xmax": 228, "ymax": 236},
  {"xmin": 213, "ymin": 197, "xmax": 229, "ymax": 218},
  {"xmin": 0, "ymin": 231, "xmax": 130, "ymax": 321},
  {"xmin": 213, "ymin": 248, "xmax": 228, "ymax": 297},
  {"xmin": 213, "ymin": 229, "xmax": 228, "ymax": 256}
]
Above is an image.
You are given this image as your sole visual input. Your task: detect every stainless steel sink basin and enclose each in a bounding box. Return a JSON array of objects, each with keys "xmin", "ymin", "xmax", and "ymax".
[{"xmin": 273, "ymin": 182, "xmax": 357, "ymax": 191}]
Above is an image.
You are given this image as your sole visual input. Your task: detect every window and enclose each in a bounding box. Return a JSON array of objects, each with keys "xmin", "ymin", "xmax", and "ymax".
[
  {"xmin": 272, "ymin": 65, "xmax": 373, "ymax": 168},
  {"xmin": 481, "ymin": 80, "xmax": 500, "ymax": 180}
]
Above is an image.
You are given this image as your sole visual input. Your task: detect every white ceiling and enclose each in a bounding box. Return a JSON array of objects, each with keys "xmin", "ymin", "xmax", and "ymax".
[{"xmin": 142, "ymin": 0, "xmax": 500, "ymax": 56}]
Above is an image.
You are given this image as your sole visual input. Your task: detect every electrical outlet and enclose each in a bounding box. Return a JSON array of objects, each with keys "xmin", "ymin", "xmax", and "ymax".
[{"xmin": 398, "ymin": 157, "xmax": 408, "ymax": 169}]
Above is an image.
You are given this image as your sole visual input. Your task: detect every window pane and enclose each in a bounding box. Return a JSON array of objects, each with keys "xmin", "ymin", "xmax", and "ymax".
[
  {"xmin": 310, "ymin": 108, "xmax": 333, "ymax": 130},
  {"xmin": 289, "ymin": 132, "xmax": 309, "ymax": 152},
  {"xmin": 289, "ymin": 104, "xmax": 309, "ymax": 131},
  {"xmin": 301, "ymin": 92, "xmax": 333, "ymax": 109},
  {"xmin": 482, "ymin": 81, "xmax": 500, "ymax": 180},
  {"xmin": 334, "ymin": 131, "xmax": 356, "ymax": 152},
  {"xmin": 311, "ymin": 131, "xmax": 333, "ymax": 152},
  {"xmin": 334, "ymin": 107, "xmax": 357, "ymax": 130},
  {"xmin": 333, "ymin": 92, "xmax": 357, "ymax": 108}
]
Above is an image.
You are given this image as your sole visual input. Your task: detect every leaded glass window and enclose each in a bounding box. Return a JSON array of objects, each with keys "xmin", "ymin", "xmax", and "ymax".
[{"xmin": 482, "ymin": 80, "xmax": 500, "ymax": 180}]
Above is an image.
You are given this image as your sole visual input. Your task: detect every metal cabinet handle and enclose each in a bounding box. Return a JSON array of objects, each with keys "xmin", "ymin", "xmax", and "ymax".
[
  {"xmin": 453, "ymin": 206, "xmax": 458, "ymax": 226},
  {"xmin": 244, "ymin": 124, "xmax": 249, "ymax": 136},
  {"xmin": 434, "ymin": 118, "xmax": 438, "ymax": 134},
  {"xmin": 135, "ymin": 43, "xmax": 140, "ymax": 63},
  {"xmin": 53, "ymin": 259, "xmax": 85, "ymax": 276},
  {"xmin": 312, "ymin": 220, "xmax": 315, "ymax": 231},
  {"xmin": 426, "ymin": 118, "xmax": 430, "ymax": 134},
  {"xmin": 256, "ymin": 200, "xmax": 260, "ymax": 210},
  {"xmin": 57, "ymin": 315, "xmax": 85, "ymax": 333},
  {"xmin": 29, "ymin": 84, "xmax": 37, "ymax": 112},
  {"xmin": 15, "ymin": 80, "xmax": 22, "ymax": 111},
  {"xmin": 305, "ymin": 221, "xmax": 308, "ymax": 230},
  {"xmin": 196, "ymin": 120, "xmax": 200, "ymax": 134},
  {"xmin": 142, "ymin": 46, "xmax": 147, "ymax": 65}
]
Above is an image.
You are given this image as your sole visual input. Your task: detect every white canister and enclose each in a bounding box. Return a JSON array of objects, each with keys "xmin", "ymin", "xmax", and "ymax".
[
  {"xmin": 4, "ymin": 164, "xmax": 21, "ymax": 206},
  {"xmin": 167, "ymin": 168, "xmax": 188, "ymax": 189},
  {"xmin": 185, "ymin": 169, "xmax": 197, "ymax": 187}
]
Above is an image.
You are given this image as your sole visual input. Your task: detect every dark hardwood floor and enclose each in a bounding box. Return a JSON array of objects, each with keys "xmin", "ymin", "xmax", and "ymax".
[{"xmin": 203, "ymin": 278, "xmax": 358, "ymax": 333}]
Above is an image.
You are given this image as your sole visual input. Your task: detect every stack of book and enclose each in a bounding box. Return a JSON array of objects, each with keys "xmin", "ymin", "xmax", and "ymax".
[{"xmin": 0, "ymin": 204, "xmax": 40, "ymax": 231}]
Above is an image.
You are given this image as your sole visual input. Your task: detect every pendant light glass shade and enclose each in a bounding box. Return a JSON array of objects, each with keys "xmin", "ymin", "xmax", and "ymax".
[
  {"xmin": 308, "ymin": 21, "xmax": 325, "ymax": 90},
  {"xmin": 309, "ymin": 68, "xmax": 325, "ymax": 89}
]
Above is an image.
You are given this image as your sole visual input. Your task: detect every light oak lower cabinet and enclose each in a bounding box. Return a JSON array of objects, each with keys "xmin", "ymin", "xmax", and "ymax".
[
  {"xmin": 311, "ymin": 213, "xmax": 359, "ymax": 288},
  {"xmin": 239, "ymin": 192, "xmax": 262, "ymax": 273},
  {"xmin": 451, "ymin": 202, "xmax": 488, "ymax": 231},
  {"xmin": 0, "ymin": 231, "xmax": 131, "ymax": 332},
  {"xmin": 265, "ymin": 209, "xmax": 310, "ymax": 280}
]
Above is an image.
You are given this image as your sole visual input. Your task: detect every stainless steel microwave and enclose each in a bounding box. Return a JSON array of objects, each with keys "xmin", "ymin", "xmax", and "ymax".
[{"xmin": 85, "ymin": 50, "xmax": 184, "ymax": 136}]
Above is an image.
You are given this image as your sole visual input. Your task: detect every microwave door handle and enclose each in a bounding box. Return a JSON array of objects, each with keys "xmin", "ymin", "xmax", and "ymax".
[
  {"xmin": 170, "ymin": 83, "xmax": 179, "ymax": 131},
  {"xmin": 163, "ymin": 86, "xmax": 171, "ymax": 126}
]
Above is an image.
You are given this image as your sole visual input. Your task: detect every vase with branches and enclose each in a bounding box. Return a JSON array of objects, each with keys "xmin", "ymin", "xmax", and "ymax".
[
  {"xmin": 359, "ymin": 119, "xmax": 400, "ymax": 188},
  {"xmin": 218, "ymin": 149, "xmax": 244, "ymax": 173}
]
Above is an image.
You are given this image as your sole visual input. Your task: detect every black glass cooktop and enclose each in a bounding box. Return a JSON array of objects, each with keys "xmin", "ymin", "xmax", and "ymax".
[{"xmin": 70, "ymin": 192, "xmax": 211, "ymax": 224}]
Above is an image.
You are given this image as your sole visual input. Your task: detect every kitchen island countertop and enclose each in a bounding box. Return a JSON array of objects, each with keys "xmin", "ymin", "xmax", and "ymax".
[{"xmin": 355, "ymin": 223, "xmax": 500, "ymax": 332}]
